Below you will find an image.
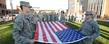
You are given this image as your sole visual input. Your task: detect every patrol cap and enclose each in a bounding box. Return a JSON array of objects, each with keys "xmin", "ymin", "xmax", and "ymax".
[
  {"xmin": 61, "ymin": 11, "xmax": 65, "ymax": 14},
  {"xmin": 20, "ymin": 1, "xmax": 32, "ymax": 8},
  {"xmin": 85, "ymin": 11, "xmax": 93, "ymax": 16}
]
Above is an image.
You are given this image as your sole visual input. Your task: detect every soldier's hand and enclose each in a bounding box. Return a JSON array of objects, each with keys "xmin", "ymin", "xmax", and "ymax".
[
  {"xmin": 29, "ymin": 39, "xmax": 33, "ymax": 44},
  {"xmin": 33, "ymin": 39, "xmax": 37, "ymax": 42},
  {"xmin": 33, "ymin": 39, "xmax": 37, "ymax": 44}
]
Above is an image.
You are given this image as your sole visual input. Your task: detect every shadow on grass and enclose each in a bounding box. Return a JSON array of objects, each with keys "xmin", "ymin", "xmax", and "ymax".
[
  {"xmin": 0, "ymin": 24, "xmax": 13, "ymax": 33},
  {"xmin": 97, "ymin": 21, "xmax": 109, "ymax": 27},
  {"xmin": 8, "ymin": 24, "xmax": 13, "ymax": 27},
  {"xmin": 93, "ymin": 39, "xmax": 103, "ymax": 44},
  {"xmin": 100, "ymin": 31, "xmax": 109, "ymax": 37},
  {"xmin": 65, "ymin": 22, "xmax": 80, "ymax": 29},
  {"xmin": 0, "ymin": 20, "xmax": 12, "ymax": 25},
  {"xmin": 0, "ymin": 23, "xmax": 14, "ymax": 44},
  {"xmin": 100, "ymin": 29, "xmax": 109, "ymax": 33},
  {"xmin": 100, "ymin": 33, "xmax": 109, "ymax": 40},
  {"xmin": 0, "ymin": 33, "xmax": 14, "ymax": 44},
  {"xmin": 99, "ymin": 28, "xmax": 109, "ymax": 40}
]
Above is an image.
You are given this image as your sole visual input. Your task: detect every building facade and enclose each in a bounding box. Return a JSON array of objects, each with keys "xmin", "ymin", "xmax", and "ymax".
[
  {"xmin": 68, "ymin": 0, "xmax": 82, "ymax": 16},
  {"xmin": 87, "ymin": 0, "xmax": 103, "ymax": 16},
  {"xmin": 101, "ymin": 0, "xmax": 109, "ymax": 19},
  {"xmin": 0, "ymin": 0, "xmax": 7, "ymax": 16},
  {"xmin": 80, "ymin": 0, "xmax": 88, "ymax": 12},
  {"xmin": 80, "ymin": 0, "xmax": 104, "ymax": 19}
]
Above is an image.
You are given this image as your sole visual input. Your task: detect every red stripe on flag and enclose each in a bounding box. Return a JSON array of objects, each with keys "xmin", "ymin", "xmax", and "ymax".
[
  {"xmin": 40, "ymin": 22, "xmax": 48, "ymax": 42},
  {"xmin": 48, "ymin": 22, "xmax": 55, "ymax": 32},
  {"xmin": 44, "ymin": 22, "xmax": 57, "ymax": 42},
  {"xmin": 34, "ymin": 22, "xmax": 39, "ymax": 40},
  {"xmin": 51, "ymin": 22, "xmax": 60, "ymax": 31},
  {"xmin": 55, "ymin": 22, "xmax": 65, "ymax": 30},
  {"xmin": 56, "ymin": 21, "xmax": 67, "ymax": 29}
]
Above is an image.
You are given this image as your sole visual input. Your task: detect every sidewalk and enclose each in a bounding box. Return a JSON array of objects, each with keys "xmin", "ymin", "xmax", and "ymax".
[{"xmin": 97, "ymin": 19, "xmax": 109, "ymax": 22}]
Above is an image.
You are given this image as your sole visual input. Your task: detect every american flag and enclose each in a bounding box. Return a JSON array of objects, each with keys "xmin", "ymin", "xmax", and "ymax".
[{"xmin": 34, "ymin": 21, "xmax": 87, "ymax": 44}]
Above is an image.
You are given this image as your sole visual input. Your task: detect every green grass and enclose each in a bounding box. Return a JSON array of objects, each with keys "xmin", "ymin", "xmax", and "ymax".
[
  {"xmin": 0, "ymin": 22, "xmax": 14, "ymax": 44},
  {"xmin": 0, "ymin": 21, "xmax": 109, "ymax": 44},
  {"xmin": 66, "ymin": 21, "xmax": 109, "ymax": 44},
  {"xmin": 97, "ymin": 21, "xmax": 109, "ymax": 27}
]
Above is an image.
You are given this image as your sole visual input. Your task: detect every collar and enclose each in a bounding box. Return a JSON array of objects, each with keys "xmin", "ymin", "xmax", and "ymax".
[{"xmin": 20, "ymin": 12, "xmax": 32, "ymax": 19}]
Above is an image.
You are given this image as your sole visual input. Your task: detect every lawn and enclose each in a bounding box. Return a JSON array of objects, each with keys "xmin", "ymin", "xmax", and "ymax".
[
  {"xmin": 65, "ymin": 21, "xmax": 109, "ymax": 44},
  {"xmin": 0, "ymin": 21, "xmax": 109, "ymax": 44},
  {"xmin": 0, "ymin": 21, "xmax": 14, "ymax": 44}
]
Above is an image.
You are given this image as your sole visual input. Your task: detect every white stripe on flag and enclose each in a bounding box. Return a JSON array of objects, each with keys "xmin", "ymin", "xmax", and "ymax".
[
  {"xmin": 45, "ymin": 22, "xmax": 62, "ymax": 43},
  {"xmin": 41, "ymin": 22, "xmax": 53, "ymax": 42},
  {"xmin": 38, "ymin": 22, "xmax": 43, "ymax": 42},
  {"xmin": 49, "ymin": 22, "xmax": 58, "ymax": 32},
  {"xmin": 56, "ymin": 21, "xmax": 67, "ymax": 29},
  {"xmin": 52, "ymin": 22, "xmax": 63, "ymax": 30}
]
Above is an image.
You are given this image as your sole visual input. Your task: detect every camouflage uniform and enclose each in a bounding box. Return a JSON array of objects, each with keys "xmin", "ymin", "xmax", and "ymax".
[
  {"xmin": 60, "ymin": 13, "xmax": 65, "ymax": 23},
  {"xmin": 13, "ymin": 12, "xmax": 36, "ymax": 44},
  {"xmin": 79, "ymin": 19, "xmax": 99, "ymax": 44},
  {"xmin": 38, "ymin": 13, "xmax": 43, "ymax": 22}
]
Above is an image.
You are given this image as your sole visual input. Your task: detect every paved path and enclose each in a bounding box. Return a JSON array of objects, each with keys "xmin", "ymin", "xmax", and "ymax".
[{"xmin": 97, "ymin": 19, "xmax": 109, "ymax": 22}]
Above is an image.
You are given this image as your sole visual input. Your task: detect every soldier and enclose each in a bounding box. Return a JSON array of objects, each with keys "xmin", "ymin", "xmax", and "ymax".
[
  {"xmin": 48, "ymin": 14, "xmax": 50, "ymax": 21},
  {"xmin": 60, "ymin": 11, "xmax": 65, "ymax": 23},
  {"xmin": 13, "ymin": 1, "xmax": 36, "ymax": 44},
  {"xmin": 71, "ymin": 15, "xmax": 74, "ymax": 22},
  {"xmin": 79, "ymin": 11, "xmax": 100, "ymax": 44},
  {"xmin": 52, "ymin": 12, "xmax": 56, "ymax": 21},
  {"xmin": 45, "ymin": 13, "xmax": 48, "ymax": 21},
  {"xmin": 54, "ymin": 13, "xmax": 58, "ymax": 21},
  {"xmin": 49, "ymin": 13, "xmax": 53, "ymax": 21},
  {"xmin": 56, "ymin": 13, "xmax": 59, "ymax": 21},
  {"xmin": 37, "ymin": 11, "xmax": 43, "ymax": 22}
]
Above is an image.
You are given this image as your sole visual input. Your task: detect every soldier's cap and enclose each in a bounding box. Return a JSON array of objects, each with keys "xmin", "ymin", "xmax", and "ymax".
[
  {"xmin": 20, "ymin": 1, "xmax": 32, "ymax": 8},
  {"xmin": 61, "ymin": 11, "xmax": 65, "ymax": 14},
  {"xmin": 85, "ymin": 11, "xmax": 93, "ymax": 16}
]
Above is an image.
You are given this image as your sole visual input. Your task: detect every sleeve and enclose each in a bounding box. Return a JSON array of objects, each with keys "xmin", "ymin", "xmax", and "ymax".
[
  {"xmin": 90, "ymin": 21, "xmax": 100, "ymax": 39},
  {"xmin": 29, "ymin": 15, "xmax": 36, "ymax": 35},
  {"xmin": 13, "ymin": 17, "xmax": 33, "ymax": 44},
  {"xmin": 79, "ymin": 22, "xmax": 85, "ymax": 31},
  {"xmin": 32, "ymin": 15, "xmax": 36, "ymax": 32}
]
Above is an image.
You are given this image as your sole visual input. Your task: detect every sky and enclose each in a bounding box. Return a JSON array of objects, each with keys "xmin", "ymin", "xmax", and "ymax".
[{"xmin": 6, "ymin": 0, "xmax": 68, "ymax": 10}]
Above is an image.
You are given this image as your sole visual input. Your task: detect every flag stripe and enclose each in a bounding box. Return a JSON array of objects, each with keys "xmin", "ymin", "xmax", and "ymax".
[
  {"xmin": 55, "ymin": 22, "xmax": 65, "ymax": 29},
  {"xmin": 41, "ymin": 22, "xmax": 53, "ymax": 42},
  {"xmin": 49, "ymin": 22, "xmax": 58, "ymax": 32},
  {"xmin": 38, "ymin": 22, "xmax": 43, "ymax": 42},
  {"xmin": 50, "ymin": 22, "xmax": 64, "ymax": 37},
  {"xmin": 47, "ymin": 22, "xmax": 55, "ymax": 32},
  {"xmin": 45, "ymin": 22, "xmax": 62, "ymax": 43},
  {"xmin": 56, "ymin": 21, "xmax": 67, "ymax": 29},
  {"xmin": 51, "ymin": 22, "xmax": 60, "ymax": 31},
  {"xmin": 34, "ymin": 22, "xmax": 39, "ymax": 40},
  {"xmin": 44, "ymin": 22, "xmax": 57, "ymax": 42},
  {"xmin": 52, "ymin": 22, "xmax": 63, "ymax": 30},
  {"xmin": 40, "ymin": 22, "xmax": 48, "ymax": 42}
]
